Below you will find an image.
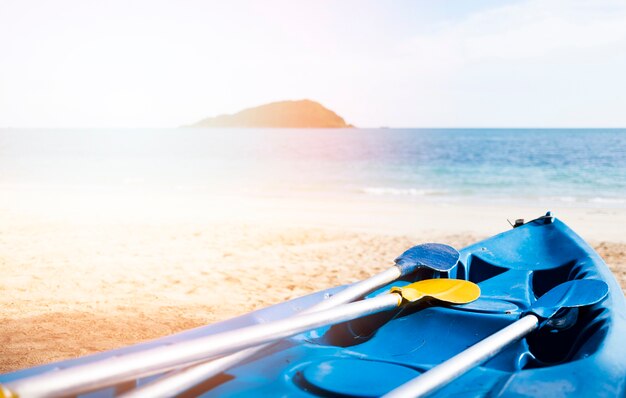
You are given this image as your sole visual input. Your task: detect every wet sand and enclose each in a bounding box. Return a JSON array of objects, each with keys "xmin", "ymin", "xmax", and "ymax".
[{"xmin": 1, "ymin": 191, "xmax": 624, "ymax": 372}]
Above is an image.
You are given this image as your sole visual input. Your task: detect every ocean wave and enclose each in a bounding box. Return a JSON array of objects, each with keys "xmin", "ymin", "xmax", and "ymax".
[
  {"xmin": 540, "ymin": 196, "xmax": 626, "ymax": 205},
  {"xmin": 589, "ymin": 197, "xmax": 626, "ymax": 204},
  {"xmin": 362, "ymin": 189, "xmax": 626, "ymax": 206},
  {"xmin": 362, "ymin": 187, "xmax": 446, "ymax": 196}
]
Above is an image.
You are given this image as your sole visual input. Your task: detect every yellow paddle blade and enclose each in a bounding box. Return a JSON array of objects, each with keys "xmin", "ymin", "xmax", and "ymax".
[
  {"xmin": 0, "ymin": 385, "xmax": 17, "ymax": 398},
  {"xmin": 390, "ymin": 279, "xmax": 480, "ymax": 304}
]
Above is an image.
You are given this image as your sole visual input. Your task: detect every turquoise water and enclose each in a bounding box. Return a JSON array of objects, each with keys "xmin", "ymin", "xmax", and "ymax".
[{"xmin": 0, "ymin": 128, "xmax": 624, "ymax": 206}]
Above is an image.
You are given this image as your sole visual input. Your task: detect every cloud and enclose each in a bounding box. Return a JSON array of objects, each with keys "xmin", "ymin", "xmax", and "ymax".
[{"xmin": 399, "ymin": 0, "xmax": 626, "ymax": 63}]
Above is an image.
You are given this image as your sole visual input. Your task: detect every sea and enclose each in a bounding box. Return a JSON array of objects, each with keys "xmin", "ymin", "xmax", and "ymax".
[{"xmin": 0, "ymin": 128, "xmax": 624, "ymax": 208}]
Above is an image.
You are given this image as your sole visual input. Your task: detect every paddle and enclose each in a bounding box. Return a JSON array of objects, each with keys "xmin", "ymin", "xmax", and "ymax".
[
  {"xmin": 383, "ymin": 279, "xmax": 609, "ymax": 398},
  {"xmin": 117, "ymin": 243, "xmax": 462, "ymax": 398},
  {"xmin": 2, "ymin": 278, "xmax": 479, "ymax": 398}
]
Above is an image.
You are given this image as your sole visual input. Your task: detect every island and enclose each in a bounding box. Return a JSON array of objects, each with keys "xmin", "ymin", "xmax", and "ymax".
[{"xmin": 188, "ymin": 99, "xmax": 353, "ymax": 128}]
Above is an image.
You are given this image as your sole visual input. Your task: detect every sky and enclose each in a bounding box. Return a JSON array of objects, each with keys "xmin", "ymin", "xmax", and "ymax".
[{"xmin": 1, "ymin": 0, "xmax": 626, "ymax": 128}]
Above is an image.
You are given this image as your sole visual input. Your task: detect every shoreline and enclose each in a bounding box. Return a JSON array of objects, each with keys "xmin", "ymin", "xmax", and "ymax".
[{"xmin": 1, "ymin": 186, "xmax": 625, "ymax": 239}]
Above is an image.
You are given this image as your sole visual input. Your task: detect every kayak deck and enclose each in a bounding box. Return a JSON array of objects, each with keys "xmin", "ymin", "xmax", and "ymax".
[{"xmin": 2, "ymin": 215, "xmax": 625, "ymax": 397}]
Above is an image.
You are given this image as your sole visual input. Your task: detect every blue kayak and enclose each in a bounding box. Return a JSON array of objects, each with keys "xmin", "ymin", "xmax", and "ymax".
[{"xmin": 2, "ymin": 213, "xmax": 625, "ymax": 397}]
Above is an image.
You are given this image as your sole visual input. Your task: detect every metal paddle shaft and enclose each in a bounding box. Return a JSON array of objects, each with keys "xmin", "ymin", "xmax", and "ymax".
[
  {"xmin": 384, "ymin": 279, "xmax": 610, "ymax": 398},
  {"xmin": 3, "ymin": 244, "xmax": 461, "ymax": 398},
  {"xmin": 4, "ymin": 278, "xmax": 478, "ymax": 398},
  {"xmin": 119, "ymin": 244, "xmax": 461, "ymax": 398},
  {"xmin": 383, "ymin": 315, "xmax": 539, "ymax": 398}
]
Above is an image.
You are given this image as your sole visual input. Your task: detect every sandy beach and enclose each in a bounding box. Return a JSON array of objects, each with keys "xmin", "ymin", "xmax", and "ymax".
[{"xmin": 1, "ymin": 189, "xmax": 625, "ymax": 373}]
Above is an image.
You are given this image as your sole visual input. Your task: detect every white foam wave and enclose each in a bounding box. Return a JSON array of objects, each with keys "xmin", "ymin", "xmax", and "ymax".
[
  {"xmin": 362, "ymin": 187, "xmax": 446, "ymax": 196},
  {"xmin": 589, "ymin": 197, "xmax": 626, "ymax": 204}
]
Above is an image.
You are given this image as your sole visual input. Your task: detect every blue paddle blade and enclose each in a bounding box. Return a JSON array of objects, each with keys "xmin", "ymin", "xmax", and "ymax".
[
  {"xmin": 531, "ymin": 279, "xmax": 609, "ymax": 319},
  {"xmin": 394, "ymin": 243, "xmax": 460, "ymax": 276}
]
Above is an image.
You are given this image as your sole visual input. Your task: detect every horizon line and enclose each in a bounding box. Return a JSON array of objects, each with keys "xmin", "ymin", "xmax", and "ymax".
[{"xmin": 1, "ymin": 126, "xmax": 626, "ymax": 130}]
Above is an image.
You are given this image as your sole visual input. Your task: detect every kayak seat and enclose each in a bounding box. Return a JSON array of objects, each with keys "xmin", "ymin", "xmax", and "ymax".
[{"xmin": 526, "ymin": 255, "xmax": 611, "ymax": 365}]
